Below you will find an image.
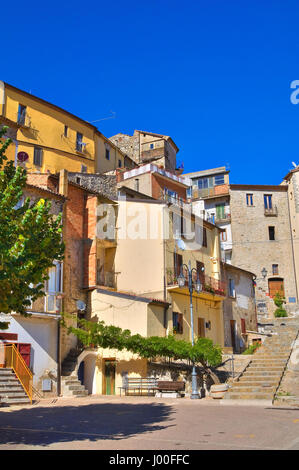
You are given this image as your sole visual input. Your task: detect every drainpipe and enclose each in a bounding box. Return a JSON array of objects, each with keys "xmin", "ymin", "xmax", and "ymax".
[
  {"xmin": 286, "ymin": 187, "xmax": 299, "ymax": 302},
  {"xmin": 57, "ymin": 320, "xmax": 62, "ymax": 396}
]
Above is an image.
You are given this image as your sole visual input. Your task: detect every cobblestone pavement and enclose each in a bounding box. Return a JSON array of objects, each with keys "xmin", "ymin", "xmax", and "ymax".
[{"xmin": 0, "ymin": 395, "xmax": 299, "ymax": 450}]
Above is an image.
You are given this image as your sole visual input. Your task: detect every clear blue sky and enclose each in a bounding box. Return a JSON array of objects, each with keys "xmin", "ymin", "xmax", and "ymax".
[{"xmin": 2, "ymin": 0, "xmax": 299, "ymax": 184}]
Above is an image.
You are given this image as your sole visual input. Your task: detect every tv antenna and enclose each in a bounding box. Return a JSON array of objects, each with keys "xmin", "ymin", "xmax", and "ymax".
[{"xmin": 89, "ymin": 111, "xmax": 116, "ymax": 124}]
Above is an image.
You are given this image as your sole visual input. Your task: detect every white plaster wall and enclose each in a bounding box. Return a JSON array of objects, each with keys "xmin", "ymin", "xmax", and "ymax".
[{"xmin": 0, "ymin": 313, "xmax": 58, "ymax": 386}]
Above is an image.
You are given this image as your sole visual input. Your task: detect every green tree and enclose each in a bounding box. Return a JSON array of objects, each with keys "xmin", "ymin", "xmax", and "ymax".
[
  {"xmin": 273, "ymin": 292, "xmax": 287, "ymax": 318},
  {"xmin": 0, "ymin": 126, "xmax": 65, "ymax": 329},
  {"xmin": 63, "ymin": 316, "xmax": 222, "ymax": 383}
]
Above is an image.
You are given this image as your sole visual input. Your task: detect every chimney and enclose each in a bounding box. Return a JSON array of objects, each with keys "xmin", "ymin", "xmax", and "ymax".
[{"xmin": 59, "ymin": 169, "xmax": 68, "ymax": 197}]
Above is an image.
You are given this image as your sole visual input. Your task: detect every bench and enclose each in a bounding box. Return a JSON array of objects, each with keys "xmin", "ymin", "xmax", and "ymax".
[
  {"xmin": 157, "ymin": 381, "xmax": 185, "ymax": 393},
  {"xmin": 119, "ymin": 377, "xmax": 158, "ymax": 396}
]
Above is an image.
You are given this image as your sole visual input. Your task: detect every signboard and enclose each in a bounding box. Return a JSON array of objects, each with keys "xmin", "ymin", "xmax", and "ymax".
[{"xmin": 17, "ymin": 151, "xmax": 29, "ymax": 162}]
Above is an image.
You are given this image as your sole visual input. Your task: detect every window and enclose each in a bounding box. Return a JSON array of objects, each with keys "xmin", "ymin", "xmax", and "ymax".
[
  {"xmin": 33, "ymin": 147, "xmax": 43, "ymax": 167},
  {"xmin": 228, "ymin": 278, "xmax": 235, "ymax": 298},
  {"xmin": 202, "ymin": 227, "xmax": 207, "ymax": 247},
  {"xmin": 17, "ymin": 104, "xmax": 26, "ymax": 125},
  {"xmin": 64, "ymin": 125, "xmax": 68, "ymax": 137},
  {"xmin": 118, "ymin": 159, "xmax": 122, "ymax": 168},
  {"xmin": 214, "ymin": 174, "xmax": 225, "ymax": 186},
  {"xmin": 81, "ymin": 164, "xmax": 87, "ymax": 173},
  {"xmin": 76, "ymin": 132, "xmax": 83, "ymax": 152},
  {"xmin": 269, "ymin": 226, "xmax": 275, "ymax": 240},
  {"xmin": 220, "ymin": 229, "xmax": 227, "ymax": 242},
  {"xmin": 264, "ymin": 194, "xmax": 273, "ymax": 209},
  {"xmin": 173, "ymin": 312, "xmax": 183, "ymax": 334},
  {"xmin": 272, "ymin": 264, "xmax": 279, "ymax": 275},
  {"xmin": 47, "ymin": 262, "xmax": 62, "ymax": 293},
  {"xmin": 198, "ymin": 177, "xmax": 213, "ymax": 189},
  {"xmin": 105, "ymin": 148, "xmax": 110, "ymax": 160},
  {"xmin": 246, "ymin": 194, "xmax": 253, "ymax": 206},
  {"xmin": 187, "ymin": 187, "xmax": 192, "ymax": 198},
  {"xmin": 150, "ymin": 143, "xmax": 154, "ymax": 149},
  {"xmin": 196, "ymin": 261, "xmax": 205, "ymax": 277},
  {"xmin": 174, "ymin": 252, "xmax": 183, "ymax": 277}
]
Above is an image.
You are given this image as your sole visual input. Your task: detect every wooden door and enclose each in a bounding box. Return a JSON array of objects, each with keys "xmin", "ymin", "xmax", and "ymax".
[
  {"xmin": 268, "ymin": 278, "xmax": 285, "ymax": 298},
  {"xmin": 103, "ymin": 360, "xmax": 116, "ymax": 395},
  {"xmin": 15, "ymin": 343, "xmax": 31, "ymax": 368},
  {"xmin": 198, "ymin": 318, "xmax": 205, "ymax": 338}
]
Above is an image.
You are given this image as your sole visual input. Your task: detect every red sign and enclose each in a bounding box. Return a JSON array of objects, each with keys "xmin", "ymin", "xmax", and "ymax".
[{"xmin": 17, "ymin": 151, "xmax": 29, "ymax": 162}]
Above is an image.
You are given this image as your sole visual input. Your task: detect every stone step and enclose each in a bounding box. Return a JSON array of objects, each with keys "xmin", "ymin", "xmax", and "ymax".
[
  {"xmin": 1, "ymin": 397, "xmax": 31, "ymax": 404},
  {"xmin": 0, "ymin": 391, "xmax": 28, "ymax": 398},
  {"xmin": 0, "ymin": 384, "xmax": 24, "ymax": 391},
  {"xmin": 238, "ymin": 377, "xmax": 279, "ymax": 384},
  {"xmin": 229, "ymin": 385, "xmax": 277, "ymax": 393},
  {"xmin": 223, "ymin": 392, "xmax": 273, "ymax": 400},
  {"xmin": 72, "ymin": 390, "xmax": 88, "ymax": 396}
]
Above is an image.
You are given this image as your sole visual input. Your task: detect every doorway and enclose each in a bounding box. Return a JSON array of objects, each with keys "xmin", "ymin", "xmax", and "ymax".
[
  {"xmin": 230, "ymin": 320, "xmax": 237, "ymax": 352},
  {"xmin": 103, "ymin": 359, "xmax": 116, "ymax": 395},
  {"xmin": 198, "ymin": 318, "xmax": 205, "ymax": 338}
]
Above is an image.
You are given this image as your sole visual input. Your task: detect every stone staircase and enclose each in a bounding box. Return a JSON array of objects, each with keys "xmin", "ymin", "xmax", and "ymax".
[
  {"xmin": 0, "ymin": 368, "xmax": 31, "ymax": 406},
  {"xmin": 222, "ymin": 318, "xmax": 299, "ymax": 405},
  {"xmin": 61, "ymin": 348, "xmax": 88, "ymax": 397}
]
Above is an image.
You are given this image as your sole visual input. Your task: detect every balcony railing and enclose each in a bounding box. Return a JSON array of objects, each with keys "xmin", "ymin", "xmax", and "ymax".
[
  {"xmin": 16, "ymin": 112, "xmax": 31, "ymax": 128},
  {"xmin": 166, "ymin": 268, "xmax": 226, "ymax": 296},
  {"xmin": 97, "ymin": 271, "xmax": 116, "ymax": 288},
  {"xmin": 192, "ymin": 184, "xmax": 229, "ymax": 200},
  {"xmin": 205, "ymin": 213, "xmax": 231, "ymax": 224},
  {"xmin": 264, "ymin": 206, "xmax": 278, "ymax": 216}
]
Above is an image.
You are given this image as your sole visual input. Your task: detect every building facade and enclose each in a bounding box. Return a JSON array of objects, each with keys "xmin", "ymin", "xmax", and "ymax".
[{"xmin": 229, "ymin": 184, "xmax": 298, "ymax": 320}]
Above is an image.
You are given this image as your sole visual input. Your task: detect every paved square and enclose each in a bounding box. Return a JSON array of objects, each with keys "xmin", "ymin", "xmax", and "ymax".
[{"xmin": 0, "ymin": 395, "xmax": 298, "ymax": 450}]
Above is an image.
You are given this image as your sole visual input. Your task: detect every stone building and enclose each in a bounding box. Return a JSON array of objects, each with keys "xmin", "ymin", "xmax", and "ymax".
[
  {"xmin": 109, "ymin": 130, "xmax": 179, "ymax": 171},
  {"xmin": 229, "ymin": 184, "xmax": 298, "ymax": 320},
  {"xmin": 221, "ymin": 262, "xmax": 257, "ymax": 353},
  {"xmin": 184, "ymin": 167, "xmax": 232, "ymax": 263}
]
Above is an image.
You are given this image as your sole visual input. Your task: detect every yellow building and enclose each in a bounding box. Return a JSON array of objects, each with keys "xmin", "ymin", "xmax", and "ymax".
[
  {"xmin": 0, "ymin": 82, "xmax": 130, "ymax": 175},
  {"xmin": 76, "ymin": 197, "xmax": 226, "ymax": 395}
]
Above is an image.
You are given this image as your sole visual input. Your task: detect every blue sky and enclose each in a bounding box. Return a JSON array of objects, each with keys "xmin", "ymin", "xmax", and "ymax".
[{"xmin": 2, "ymin": 0, "xmax": 299, "ymax": 184}]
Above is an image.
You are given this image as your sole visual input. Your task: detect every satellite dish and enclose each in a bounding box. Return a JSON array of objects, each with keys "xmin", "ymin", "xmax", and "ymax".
[
  {"xmin": 176, "ymin": 239, "xmax": 186, "ymax": 251},
  {"xmin": 76, "ymin": 300, "xmax": 86, "ymax": 311}
]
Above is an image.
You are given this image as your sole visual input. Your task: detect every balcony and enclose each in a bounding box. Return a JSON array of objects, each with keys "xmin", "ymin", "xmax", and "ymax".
[
  {"xmin": 16, "ymin": 112, "xmax": 32, "ymax": 128},
  {"xmin": 27, "ymin": 293, "xmax": 62, "ymax": 315},
  {"xmin": 205, "ymin": 212, "xmax": 231, "ymax": 224},
  {"xmin": 166, "ymin": 269, "xmax": 226, "ymax": 297},
  {"xmin": 264, "ymin": 206, "xmax": 278, "ymax": 216},
  {"xmin": 141, "ymin": 139, "xmax": 167, "ymax": 163},
  {"xmin": 192, "ymin": 184, "xmax": 229, "ymax": 200},
  {"xmin": 97, "ymin": 271, "xmax": 116, "ymax": 288}
]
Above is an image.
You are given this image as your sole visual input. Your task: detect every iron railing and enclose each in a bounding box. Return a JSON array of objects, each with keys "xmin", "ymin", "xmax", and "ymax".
[
  {"xmin": 2, "ymin": 344, "xmax": 33, "ymax": 403},
  {"xmin": 167, "ymin": 268, "xmax": 226, "ymax": 296}
]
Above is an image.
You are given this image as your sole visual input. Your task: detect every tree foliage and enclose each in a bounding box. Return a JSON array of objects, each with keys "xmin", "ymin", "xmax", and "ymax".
[
  {"xmin": 273, "ymin": 292, "xmax": 287, "ymax": 318},
  {"xmin": 63, "ymin": 316, "xmax": 222, "ymax": 369},
  {"xmin": 0, "ymin": 126, "xmax": 65, "ymax": 328}
]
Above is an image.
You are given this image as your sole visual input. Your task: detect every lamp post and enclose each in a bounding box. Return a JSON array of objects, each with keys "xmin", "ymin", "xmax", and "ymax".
[{"xmin": 177, "ymin": 260, "xmax": 202, "ymax": 399}]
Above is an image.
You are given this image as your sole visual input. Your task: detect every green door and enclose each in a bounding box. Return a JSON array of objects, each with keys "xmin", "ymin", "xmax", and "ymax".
[
  {"xmin": 104, "ymin": 360, "xmax": 116, "ymax": 395},
  {"xmin": 216, "ymin": 204, "xmax": 225, "ymax": 221}
]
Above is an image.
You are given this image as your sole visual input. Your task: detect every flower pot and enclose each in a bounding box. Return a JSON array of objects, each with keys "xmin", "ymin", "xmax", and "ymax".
[{"xmin": 210, "ymin": 383, "xmax": 229, "ymax": 399}]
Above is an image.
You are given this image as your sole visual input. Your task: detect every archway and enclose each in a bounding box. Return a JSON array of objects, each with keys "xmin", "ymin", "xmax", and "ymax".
[{"xmin": 76, "ymin": 350, "xmax": 98, "ymax": 395}]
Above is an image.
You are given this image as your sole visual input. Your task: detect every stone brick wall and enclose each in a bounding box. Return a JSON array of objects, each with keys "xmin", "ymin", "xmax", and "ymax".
[
  {"xmin": 68, "ymin": 172, "xmax": 117, "ymax": 200},
  {"xmin": 221, "ymin": 263, "xmax": 257, "ymax": 351},
  {"xmin": 230, "ymin": 187, "xmax": 297, "ymax": 320}
]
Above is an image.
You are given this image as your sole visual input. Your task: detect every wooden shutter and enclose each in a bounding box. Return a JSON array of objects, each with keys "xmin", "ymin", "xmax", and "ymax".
[{"xmin": 241, "ymin": 319, "xmax": 246, "ymax": 334}]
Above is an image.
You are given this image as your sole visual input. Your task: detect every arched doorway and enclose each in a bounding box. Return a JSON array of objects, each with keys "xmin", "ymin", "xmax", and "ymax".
[{"xmin": 77, "ymin": 351, "xmax": 97, "ymax": 395}]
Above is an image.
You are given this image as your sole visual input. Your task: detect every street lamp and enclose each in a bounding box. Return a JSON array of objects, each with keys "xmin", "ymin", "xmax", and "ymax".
[
  {"xmin": 178, "ymin": 260, "xmax": 202, "ymax": 399},
  {"xmin": 261, "ymin": 267, "xmax": 268, "ymax": 279}
]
